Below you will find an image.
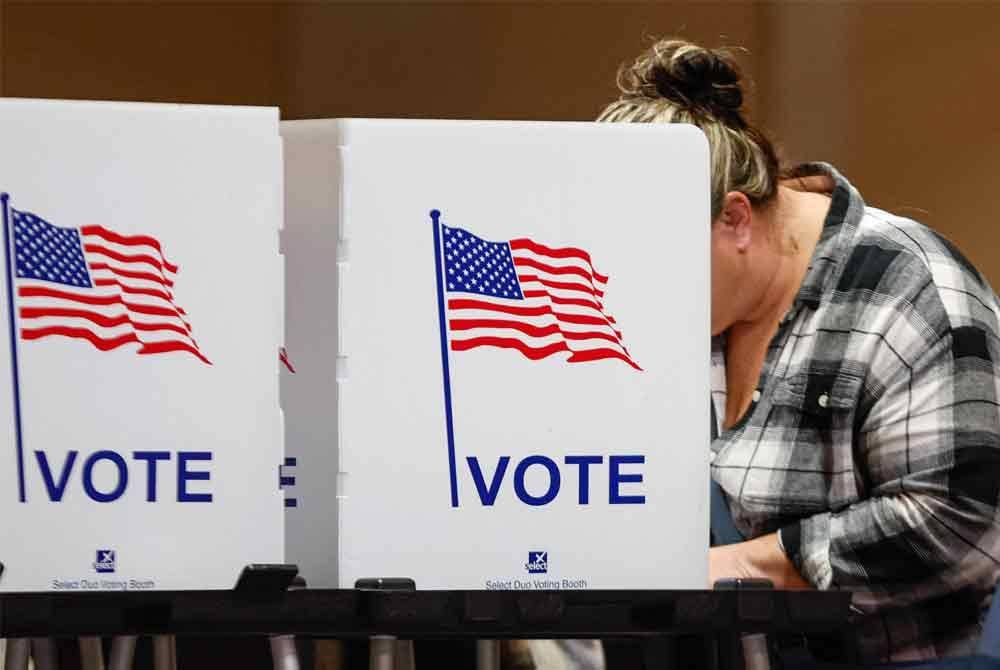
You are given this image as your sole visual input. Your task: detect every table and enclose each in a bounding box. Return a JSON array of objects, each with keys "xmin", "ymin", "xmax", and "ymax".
[{"xmin": 0, "ymin": 589, "xmax": 854, "ymax": 669}]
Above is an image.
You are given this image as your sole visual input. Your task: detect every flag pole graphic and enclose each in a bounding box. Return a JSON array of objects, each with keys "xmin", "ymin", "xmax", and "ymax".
[
  {"xmin": 1, "ymin": 193, "xmax": 27, "ymax": 503},
  {"xmin": 431, "ymin": 209, "xmax": 459, "ymax": 508}
]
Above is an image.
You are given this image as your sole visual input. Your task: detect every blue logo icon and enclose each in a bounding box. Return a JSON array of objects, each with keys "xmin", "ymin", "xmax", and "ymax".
[
  {"xmin": 94, "ymin": 550, "xmax": 116, "ymax": 573},
  {"xmin": 525, "ymin": 551, "xmax": 548, "ymax": 574}
]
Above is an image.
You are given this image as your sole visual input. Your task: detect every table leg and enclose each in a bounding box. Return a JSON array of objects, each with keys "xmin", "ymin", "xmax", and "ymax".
[
  {"xmin": 108, "ymin": 636, "xmax": 137, "ymax": 670},
  {"xmin": 3, "ymin": 639, "xmax": 29, "ymax": 670},
  {"xmin": 29, "ymin": 638, "xmax": 57, "ymax": 670},
  {"xmin": 153, "ymin": 635, "xmax": 177, "ymax": 670},
  {"xmin": 476, "ymin": 640, "xmax": 501, "ymax": 670},
  {"xmin": 270, "ymin": 635, "xmax": 301, "ymax": 670},
  {"xmin": 369, "ymin": 636, "xmax": 396, "ymax": 670},
  {"xmin": 79, "ymin": 637, "xmax": 105, "ymax": 670}
]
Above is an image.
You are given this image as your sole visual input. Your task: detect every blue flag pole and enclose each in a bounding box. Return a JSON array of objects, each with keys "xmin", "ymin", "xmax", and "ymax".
[
  {"xmin": 431, "ymin": 209, "xmax": 459, "ymax": 508},
  {"xmin": 1, "ymin": 193, "xmax": 27, "ymax": 503}
]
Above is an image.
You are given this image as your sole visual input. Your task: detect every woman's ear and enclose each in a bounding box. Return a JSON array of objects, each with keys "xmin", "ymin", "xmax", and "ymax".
[{"xmin": 714, "ymin": 192, "xmax": 753, "ymax": 253}]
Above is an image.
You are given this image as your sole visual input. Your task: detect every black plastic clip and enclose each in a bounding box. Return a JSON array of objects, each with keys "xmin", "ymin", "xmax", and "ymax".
[
  {"xmin": 234, "ymin": 563, "xmax": 299, "ymax": 598},
  {"xmin": 354, "ymin": 578, "xmax": 416, "ymax": 592}
]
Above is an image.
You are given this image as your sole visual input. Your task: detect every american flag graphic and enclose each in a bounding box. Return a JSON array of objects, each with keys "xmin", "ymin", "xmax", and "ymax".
[
  {"xmin": 440, "ymin": 223, "xmax": 640, "ymax": 370},
  {"xmin": 10, "ymin": 208, "xmax": 210, "ymax": 365}
]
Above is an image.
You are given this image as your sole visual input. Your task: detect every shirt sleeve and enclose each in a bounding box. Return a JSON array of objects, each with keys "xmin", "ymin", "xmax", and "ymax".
[{"xmin": 779, "ymin": 318, "xmax": 1000, "ymax": 592}]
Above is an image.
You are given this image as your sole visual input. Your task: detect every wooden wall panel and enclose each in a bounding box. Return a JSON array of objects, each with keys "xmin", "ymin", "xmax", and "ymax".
[
  {"xmin": 2, "ymin": 2, "xmax": 998, "ymax": 284},
  {"xmin": 276, "ymin": 2, "xmax": 764, "ymax": 121},
  {"xmin": 2, "ymin": 2, "xmax": 763, "ymax": 120},
  {"xmin": 846, "ymin": 2, "xmax": 1000, "ymax": 287},
  {"xmin": 3, "ymin": 2, "xmax": 282, "ymax": 106},
  {"xmin": 0, "ymin": 0, "xmax": 6, "ymax": 96},
  {"xmin": 758, "ymin": 2, "xmax": 856, "ymax": 168},
  {"xmin": 758, "ymin": 2, "xmax": 1000, "ymax": 286}
]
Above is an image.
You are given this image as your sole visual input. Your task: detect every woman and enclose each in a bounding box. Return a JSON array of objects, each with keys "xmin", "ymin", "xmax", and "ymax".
[{"xmin": 598, "ymin": 38, "xmax": 1000, "ymax": 663}]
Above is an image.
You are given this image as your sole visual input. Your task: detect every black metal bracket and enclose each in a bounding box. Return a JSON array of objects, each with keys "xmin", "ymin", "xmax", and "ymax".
[
  {"xmin": 354, "ymin": 578, "xmax": 416, "ymax": 592},
  {"xmin": 234, "ymin": 563, "xmax": 299, "ymax": 596}
]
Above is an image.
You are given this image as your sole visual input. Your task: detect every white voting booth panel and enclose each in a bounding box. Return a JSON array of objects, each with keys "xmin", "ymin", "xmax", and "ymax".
[
  {"xmin": 0, "ymin": 99, "xmax": 284, "ymax": 592},
  {"xmin": 282, "ymin": 119, "xmax": 710, "ymax": 590}
]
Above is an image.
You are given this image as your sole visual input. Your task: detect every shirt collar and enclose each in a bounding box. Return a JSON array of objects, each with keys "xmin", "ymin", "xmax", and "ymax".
[{"xmin": 781, "ymin": 162, "xmax": 866, "ymax": 324}]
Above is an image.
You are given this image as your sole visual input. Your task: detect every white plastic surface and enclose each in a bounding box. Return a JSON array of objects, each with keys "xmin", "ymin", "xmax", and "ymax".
[
  {"xmin": 282, "ymin": 119, "xmax": 710, "ymax": 590},
  {"xmin": 0, "ymin": 99, "xmax": 285, "ymax": 591}
]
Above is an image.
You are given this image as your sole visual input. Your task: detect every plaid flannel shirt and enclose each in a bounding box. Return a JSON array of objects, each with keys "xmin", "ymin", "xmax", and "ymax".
[{"xmin": 710, "ymin": 163, "xmax": 1000, "ymax": 662}]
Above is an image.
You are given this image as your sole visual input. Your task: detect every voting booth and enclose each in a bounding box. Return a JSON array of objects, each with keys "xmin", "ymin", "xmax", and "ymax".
[
  {"xmin": 0, "ymin": 99, "xmax": 285, "ymax": 592},
  {"xmin": 0, "ymin": 105, "xmax": 863, "ymax": 670},
  {"xmin": 282, "ymin": 119, "xmax": 711, "ymax": 590}
]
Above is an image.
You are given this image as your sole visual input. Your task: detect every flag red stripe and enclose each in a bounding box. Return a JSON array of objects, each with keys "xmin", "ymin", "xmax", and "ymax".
[
  {"xmin": 18, "ymin": 286, "xmax": 192, "ymax": 331},
  {"xmin": 21, "ymin": 325, "xmax": 208, "ymax": 364},
  {"xmin": 512, "ymin": 256, "xmax": 597, "ymax": 283},
  {"xmin": 450, "ymin": 318, "xmax": 625, "ymax": 346},
  {"xmin": 20, "ymin": 326, "xmax": 139, "ymax": 351},
  {"xmin": 451, "ymin": 318, "xmax": 558, "ymax": 337},
  {"xmin": 509, "ymin": 238, "xmax": 609, "ymax": 283},
  {"xmin": 81, "ymin": 225, "xmax": 179, "ymax": 272},
  {"xmin": 563, "ymin": 330, "xmax": 622, "ymax": 344},
  {"xmin": 447, "ymin": 298, "xmax": 606, "ymax": 325},
  {"xmin": 549, "ymin": 306, "xmax": 622, "ymax": 337},
  {"xmin": 522, "ymin": 290, "xmax": 602, "ymax": 311},
  {"xmin": 520, "ymin": 290, "xmax": 617, "ymax": 324},
  {"xmin": 517, "ymin": 274, "xmax": 605, "ymax": 298},
  {"xmin": 89, "ymin": 262, "xmax": 175, "ymax": 288},
  {"xmin": 20, "ymin": 306, "xmax": 191, "ymax": 337},
  {"xmin": 448, "ymin": 298, "xmax": 548, "ymax": 317},
  {"xmin": 450, "ymin": 337, "xmax": 569, "ymax": 360},
  {"xmin": 548, "ymin": 311, "xmax": 615, "ymax": 328},
  {"xmin": 569, "ymin": 348, "xmax": 643, "ymax": 371},
  {"xmin": 84, "ymin": 244, "xmax": 175, "ymax": 280},
  {"xmin": 93, "ymin": 278, "xmax": 174, "ymax": 303},
  {"xmin": 139, "ymin": 341, "xmax": 212, "ymax": 365},
  {"xmin": 449, "ymin": 298, "xmax": 622, "ymax": 335}
]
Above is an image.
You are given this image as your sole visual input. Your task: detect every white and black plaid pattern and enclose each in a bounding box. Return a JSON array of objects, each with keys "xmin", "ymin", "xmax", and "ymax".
[{"xmin": 710, "ymin": 164, "xmax": 1000, "ymax": 663}]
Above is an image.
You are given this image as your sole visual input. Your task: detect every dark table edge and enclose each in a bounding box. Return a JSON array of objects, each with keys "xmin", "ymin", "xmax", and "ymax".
[{"xmin": 0, "ymin": 589, "xmax": 853, "ymax": 639}]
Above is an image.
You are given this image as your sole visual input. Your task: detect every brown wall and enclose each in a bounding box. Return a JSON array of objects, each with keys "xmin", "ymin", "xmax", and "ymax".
[
  {"xmin": 275, "ymin": 3, "xmax": 763, "ymax": 121},
  {"xmin": 1, "ymin": 2, "xmax": 765, "ymax": 120},
  {"xmin": 0, "ymin": 0, "xmax": 5, "ymax": 95},
  {"xmin": 3, "ymin": 3, "xmax": 283, "ymax": 106},
  {"xmin": 845, "ymin": 3, "xmax": 1000, "ymax": 286},
  {"xmin": 756, "ymin": 2, "xmax": 1000, "ymax": 287},
  {"xmin": 2, "ymin": 2, "xmax": 999, "ymax": 284}
]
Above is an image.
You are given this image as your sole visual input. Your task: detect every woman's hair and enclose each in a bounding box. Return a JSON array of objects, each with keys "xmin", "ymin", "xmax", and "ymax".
[{"xmin": 598, "ymin": 38, "xmax": 781, "ymax": 219}]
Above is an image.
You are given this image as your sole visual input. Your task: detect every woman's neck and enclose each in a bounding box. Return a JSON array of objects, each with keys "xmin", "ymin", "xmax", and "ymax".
[
  {"xmin": 737, "ymin": 186, "xmax": 828, "ymax": 334},
  {"xmin": 721, "ymin": 187, "xmax": 829, "ymax": 429}
]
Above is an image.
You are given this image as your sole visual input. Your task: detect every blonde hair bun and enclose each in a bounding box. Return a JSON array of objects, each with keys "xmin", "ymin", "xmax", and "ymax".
[
  {"xmin": 599, "ymin": 38, "xmax": 779, "ymax": 219},
  {"xmin": 619, "ymin": 40, "xmax": 746, "ymax": 127}
]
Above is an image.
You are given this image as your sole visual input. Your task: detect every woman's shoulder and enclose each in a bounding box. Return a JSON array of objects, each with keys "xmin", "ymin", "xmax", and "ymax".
[
  {"xmin": 837, "ymin": 206, "xmax": 1000, "ymax": 345},
  {"xmin": 861, "ymin": 207, "xmax": 988, "ymax": 283}
]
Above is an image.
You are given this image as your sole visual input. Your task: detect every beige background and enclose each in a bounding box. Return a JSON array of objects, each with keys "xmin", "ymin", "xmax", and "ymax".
[{"xmin": 2, "ymin": 1, "xmax": 998, "ymax": 284}]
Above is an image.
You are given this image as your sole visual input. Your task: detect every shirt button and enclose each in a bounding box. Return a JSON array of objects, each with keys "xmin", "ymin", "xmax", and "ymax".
[
  {"xmin": 818, "ymin": 393, "xmax": 830, "ymax": 408},
  {"xmin": 752, "ymin": 389, "xmax": 761, "ymax": 403}
]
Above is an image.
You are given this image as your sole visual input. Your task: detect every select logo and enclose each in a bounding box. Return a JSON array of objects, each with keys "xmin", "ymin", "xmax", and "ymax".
[
  {"xmin": 525, "ymin": 551, "xmax": 547, "ymax": 574},
  {"xmin": 94, "ymin": 550, "xmax": 116, "ymax": 574}
]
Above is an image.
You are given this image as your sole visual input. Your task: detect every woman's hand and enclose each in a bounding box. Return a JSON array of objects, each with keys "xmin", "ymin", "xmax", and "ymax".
[{"xmin": 709, "ymin": 532, "xmax": 812, "ymax": 589}]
